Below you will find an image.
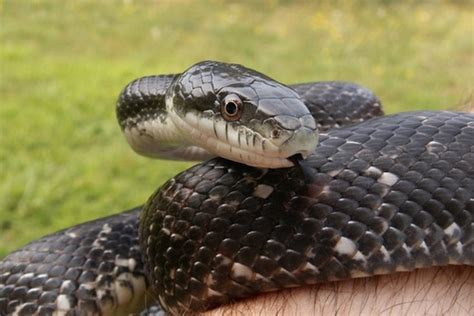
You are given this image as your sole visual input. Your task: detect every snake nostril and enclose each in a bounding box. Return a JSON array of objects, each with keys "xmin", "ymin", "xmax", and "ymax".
[{"xmin": 271, "ymin": 129, "xmax": 281, "ymax": 138}]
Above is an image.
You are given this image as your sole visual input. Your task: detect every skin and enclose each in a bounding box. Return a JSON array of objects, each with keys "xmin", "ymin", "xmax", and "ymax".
[{"xmin": 206, "ymin": 266, "xmax": 474, "ymax": 316}]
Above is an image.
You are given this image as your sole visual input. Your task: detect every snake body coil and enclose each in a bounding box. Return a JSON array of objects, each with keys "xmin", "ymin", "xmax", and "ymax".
[
  {"xmin": 0, "ymin": 61, "xmax": 472, "ymax": 316},
  {"xmin": 142, "ymin": 111, "xmax": 474, "ymax": 314}
]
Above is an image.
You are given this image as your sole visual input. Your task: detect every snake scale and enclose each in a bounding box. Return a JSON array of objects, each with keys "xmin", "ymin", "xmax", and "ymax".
[{"xmin": 0, "ymin": 61, "xmax": 473, "ymax": 316}]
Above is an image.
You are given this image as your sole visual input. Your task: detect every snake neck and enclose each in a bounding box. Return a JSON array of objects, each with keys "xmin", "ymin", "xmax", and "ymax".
[
  {"xmin": 123, "ymin": 115, "xmax": 184, "ymax": 159},
  {"xmin": 123, "ymin": 108, "xmax": 216, "ymax": 161},
  {"xmin": 118, "ymin": 74, "xmax": 215, "ymax": 161}
]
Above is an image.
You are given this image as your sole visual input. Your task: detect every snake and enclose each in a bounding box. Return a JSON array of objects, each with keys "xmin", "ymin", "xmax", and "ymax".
[{"xmin": 0, "ymin": 60, "xmax": 473, "ymax": 316}]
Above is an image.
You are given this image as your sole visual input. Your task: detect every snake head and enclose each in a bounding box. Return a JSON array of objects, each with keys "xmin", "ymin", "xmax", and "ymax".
[{"xmin": 166, "ymin": 60, "xmax": 319, "ymax": 168}]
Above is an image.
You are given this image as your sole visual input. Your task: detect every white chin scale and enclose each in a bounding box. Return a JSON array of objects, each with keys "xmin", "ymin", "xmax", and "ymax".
[
  {"xmin": 123, "ymin": 117, "xmax": 214, "ymax": 161},
  {"xmin": 168, "ymin": 109, "xmax": 297, "ymax": 169}
]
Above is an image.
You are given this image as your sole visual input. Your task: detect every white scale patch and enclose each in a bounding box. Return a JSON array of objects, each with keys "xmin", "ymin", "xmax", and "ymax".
[
  {"xmin": 59, "ymin": 280, "xmax": 73, "ymax": 293},
  {"xmin": 169, "ymin": 268, "xmax": 177, "ymax": 280},
  {"xmin": 101, "ymin": 223, "xmax": 112, "ymax": 234},
  {"xmin": 456, "ymin": 241, "xmax": 463, "ymax": 254},
  {"xmin": 254, "ymin": 272, "xmax": 274, "ymax": 284},
  {"xmin": 301, "ymin": 262, "xmax": 319, "ymax": 274},
  {"xmin": 207, "ymin": 287, "xmax": 223, "ymax": 298},
  {"xmin": 114, "ymin": 257, "xmax": 137, "ymax": 271},
  {"xmin": 204, "ymin": 272, "xmax": 213, "ymax": 286},
  {"xmin": 17, "ymin": 272, "xmax": 34, "ymax": 284},
  {"xmin": 327, "ymin": 168, "xmax": 343, "ymax": 177},
  {"xmin": 365, "ymin": 166, "xmax": 382, "ymax": 177},
  {"xmin": 416, "ymin": 241, "xmax": 430, "ymax": 259},
  {"xmin": 379, "ymin": 245, "xmax": 391, "ymax": 262},
  {"xmin": 37, "ymin": 273, "xmax": 48, "ymax": 280},
  {"xmin": 231, "ymin": 262, "xmax": 253, "ymax": 280},
  {"xmin": 334, "ymin": 236, "xmax": 357, "ymax": 256},
  {"xmin": 253, "ymin": 184, "xmax": 274, "ymax": 199},
  {"xmin": 378, "ymin": 172, "xmax": 399, "ymax": 186},
  {"xmin": 444, "ymin": 222, "xmax": 461, "ymax": 239},
  {"xmin": 378, "ymin": 220, "xmax": 389, "ymax": 235},
  {"xmin": 346, "ymin": 140, "xmax": 361, "ymax": 145},
  {"xmin": 128, "ymin": 258, "xmax": 137, "ymax": 271},
  {"xmin": 275, "ymin": 267, "xmax": 298, "ymax": 282},
  {"xmin": 56, "ymin": 294, "xmax": 71, "ymax": 311},
  {"xmin": 79, "ymin": 283, "xmax": 95, "ymax": 290},
  {"xmin": 66, "ymin": 232, "xmax": 77, "ymax": 238},
  {"xmin": 320, "ymin": 185, "xmax": 331, "ymax": 194},
  {"xmin": 400, "ymin": 243, "xmax": 412, "ymax": 262},
  {"xmin": 352, "ymin": 251, "xmax": 367, "ymax": 264},
  {"xmin": 419, "ymin": 241, "xmax": 429, "ymax": 252},
  {"xmin": 12, "ymin": 304, "xmax": 23, "ymax": 316},
  {"xmin": 92, "ymin": 223, "xmax": 112, "ymax": 248},
  {"xmin": 426, "ymin": 140, "xmax": 446, "ymax": 153}
]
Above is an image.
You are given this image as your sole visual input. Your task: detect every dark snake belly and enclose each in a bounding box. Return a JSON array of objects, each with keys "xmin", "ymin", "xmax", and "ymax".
[{"xmin": 0, "ymin": 64, "xmax": 473, "ymax": 315}]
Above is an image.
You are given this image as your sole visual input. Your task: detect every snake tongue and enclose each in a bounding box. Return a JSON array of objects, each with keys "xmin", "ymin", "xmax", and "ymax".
[{"xmin": 289, "ymin": 154, "xmax": 316, "ymax": 183}]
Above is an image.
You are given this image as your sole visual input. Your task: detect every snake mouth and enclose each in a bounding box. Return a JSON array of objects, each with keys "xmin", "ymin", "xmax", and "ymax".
[
  {"xmin": 288, "ymin": 153, "xmax": 305, "ymax": 165},
  {"xmin": 287, "ymin": 152, "xmax": 311, "ymax": 168},
  {"xmin": 288, "ymin": 153, "xmax": 316, "ymax": 181}
]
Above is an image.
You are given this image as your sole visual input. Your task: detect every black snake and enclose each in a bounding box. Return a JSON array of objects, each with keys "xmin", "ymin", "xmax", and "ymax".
[{"xmin": 0, "ymin": 61, "xmax": 473, "ymax": 315}]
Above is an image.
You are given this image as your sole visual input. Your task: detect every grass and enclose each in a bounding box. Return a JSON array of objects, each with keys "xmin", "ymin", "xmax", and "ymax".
[{"xmin": 0, "ymin": 0, "xmax": 473, "ymax": 258}]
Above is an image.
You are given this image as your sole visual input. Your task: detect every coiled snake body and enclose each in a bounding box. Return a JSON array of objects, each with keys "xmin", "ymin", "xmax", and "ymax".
[{"xmin": 0, "ymin": 61, "xmax": 473, "ymax": 315}]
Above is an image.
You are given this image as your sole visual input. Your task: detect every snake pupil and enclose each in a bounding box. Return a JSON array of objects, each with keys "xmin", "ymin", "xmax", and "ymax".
[{"xmin": 225, "ymin": 102, "xmax": 237, "ymax": 115}]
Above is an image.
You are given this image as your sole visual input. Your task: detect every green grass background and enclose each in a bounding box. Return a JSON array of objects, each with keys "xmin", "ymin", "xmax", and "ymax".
[{"xmin": 0, "ymin": 0, "xmax": 473, "ymax": 258}]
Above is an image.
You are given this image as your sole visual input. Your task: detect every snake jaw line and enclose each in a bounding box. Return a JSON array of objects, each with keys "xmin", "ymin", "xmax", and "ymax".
[{"xmin": 169, "ymin": 107, "xmax": 296, "ymax": 168}]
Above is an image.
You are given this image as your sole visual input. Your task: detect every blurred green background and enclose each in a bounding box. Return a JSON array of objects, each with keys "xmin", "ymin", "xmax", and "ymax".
[{"xmin": 0, "ymin": 0, "xmax": 473, "ymax": 258}]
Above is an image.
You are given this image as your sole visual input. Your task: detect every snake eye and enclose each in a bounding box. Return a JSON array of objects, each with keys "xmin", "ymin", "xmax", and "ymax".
[{"xmin": 221, "ymin": 94, "xmax": 242, "ymax": 121}]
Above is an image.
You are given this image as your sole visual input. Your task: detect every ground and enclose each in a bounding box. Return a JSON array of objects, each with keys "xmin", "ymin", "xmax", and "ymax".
[{"xmin": 0, "ymin": 0, "xmax": 473, "ymax": 258}]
